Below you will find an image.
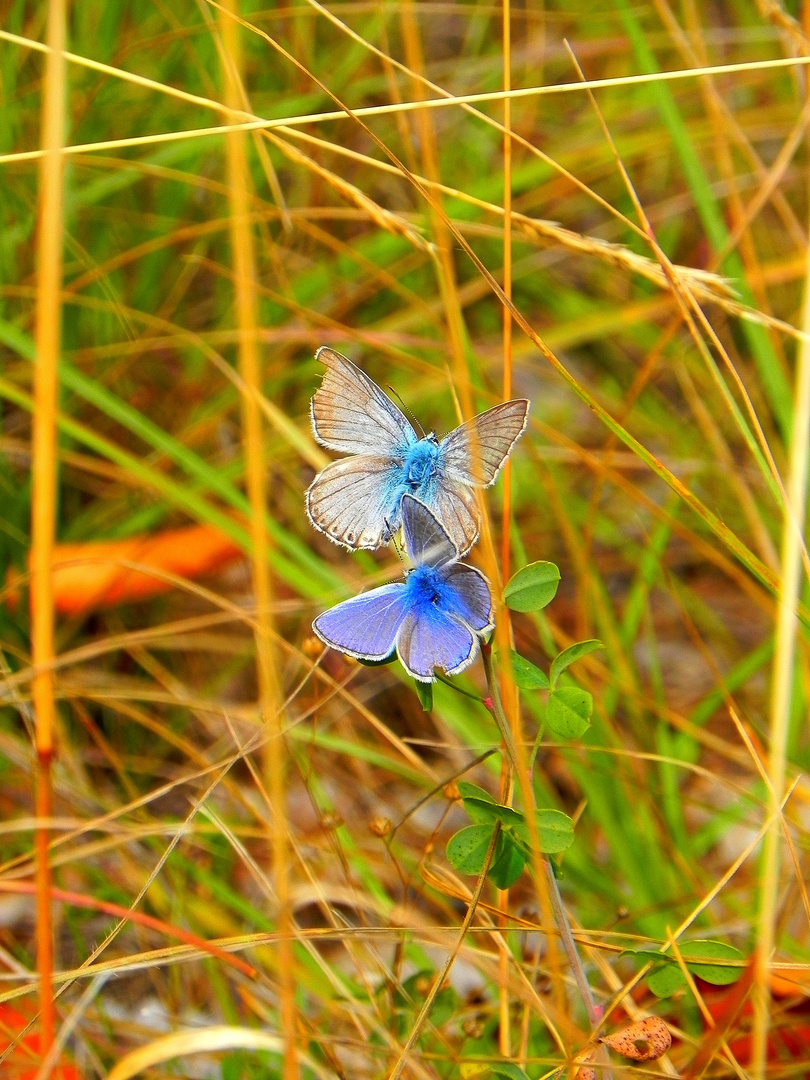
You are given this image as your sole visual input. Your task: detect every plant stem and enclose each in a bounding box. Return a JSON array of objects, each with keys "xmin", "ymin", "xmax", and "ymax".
[
  {"xmin": 387, "ymin": 822, "xmax": 502, "ymax": 1080},
  {"xmin": 31, "ymin": 0, "xmax": 68, "ymax": 1056},
  {"xmin": 482, "ymin": 645, "xmax": 598, "ymax": 1028}
]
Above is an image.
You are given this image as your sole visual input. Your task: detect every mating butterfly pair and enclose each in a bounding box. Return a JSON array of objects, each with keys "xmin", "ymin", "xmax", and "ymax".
[{"xmin": 307, "ymin": 347, "xmax": 530, "ymax": 682}]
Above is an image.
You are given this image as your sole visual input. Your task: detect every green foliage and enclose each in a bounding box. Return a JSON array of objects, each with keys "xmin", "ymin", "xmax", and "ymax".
[
  {"xmin": 507, "ymin": 650, "xmax": 550, "ymax": 690},
  {"xmin": 447, "ymin": 781, "xmax": 575, "ymax": 886},
  {"xmin": 502, "ymin": 561, "xmax": 560, "ymax": 612},
  {"xmin": 415, "ymin": 680, "xmax": 434, "ymax": 712},
  {"xmin": 1, "ymin": 2, "xmax": 802, "ymax": 1072},
  {"xmin": 626, "ymin": 940, "xmax": 746, "ymax": 998},
  {"xmin": 546, "ymin": 686, "xmax": 593, "ymax": 739},
  {"xmin": 549, "ymin": 640, "xmax": 603, "ymax": 688}
]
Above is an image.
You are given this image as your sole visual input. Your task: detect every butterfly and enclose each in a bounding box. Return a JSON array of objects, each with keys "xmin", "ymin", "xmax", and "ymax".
[
  {"xmin": 312, "ymin": 494, "xmax": 493, "ymax": 682},
  {"xmin": 306, "ymin": 347, "xmax": 530, "ymax": 554}
]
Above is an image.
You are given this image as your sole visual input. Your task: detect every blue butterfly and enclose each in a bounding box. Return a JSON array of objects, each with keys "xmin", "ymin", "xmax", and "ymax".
[
  {"xmin": 313, "ymin": 495, "xmax": 493, "ymax": 682},
  {"xmin": 306, "ymin": 347, "xmax": 530, "ymax": 554}
]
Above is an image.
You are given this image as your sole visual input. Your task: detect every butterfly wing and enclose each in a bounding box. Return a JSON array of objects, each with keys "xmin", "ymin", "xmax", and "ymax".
[
  {"xmin": 397, "ymin": 609, "xmax": 477, "ymax": 682},
  {"xmin": 311, "ymin": 346, "xmax": 417, "ymax": 455},
  {"xmin": 422, "ymin": 483, "xmax": 480, "ymax": 556},
  {"xmin": 313, "ymin": 583, "xmax": 408, "ymax": 660},
  {"xmin": 439, "ymin": 399, "xmax": 530, "ymax": 487},
  {"xmin": 306, "ymin": 456, "xmax": 404, "ymax": 549},
  {"xmin": 400, "ymin": 494, "xmax": 456, "ymax": 568},
  {"xmin": 440, "ymin": 563, "xmax": 493, "ymax": 632}
]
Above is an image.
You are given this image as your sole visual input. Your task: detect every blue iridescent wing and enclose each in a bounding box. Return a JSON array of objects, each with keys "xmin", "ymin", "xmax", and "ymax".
[
  {"xmin": 440, "ymin": 563, "xmax": 493, "ymax": 632},
  {"xmin": 439, "ymin": 399, "xmax": 530, "ymax": 487},
  {"xmin": 397, "ymin": 609, "xmax": 477, "ymax": 682},
  {"xmin": 307, "ymin": 456, "xmax": 403, "ymax": 549},
  {"xmin": 311, "ymin": 347, "xmax": 417, "ymax": 455},
  {"xmin": 313, "ymin": 583, "xmax": 408, "ymax": 660},
  {"xmin": 400, "ymin": 495, "xmax": 456, "ymax": 568}
]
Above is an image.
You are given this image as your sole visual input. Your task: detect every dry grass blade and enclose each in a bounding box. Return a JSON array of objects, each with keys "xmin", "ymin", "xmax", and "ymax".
[
  {"xmin": 751, "ymin": 171, "xmax": 810, "ymax": 1080},
  {"xmin": 105, "ymin": 1027, "xmax": 326, "ymax": 1080},
  {"xmin": 220, "ymin": 11, "xmax": 297, "ymax": 1077},
  {"xmin": 3, "ymin": 5, "xmax": 810, "ymax": 1077}
]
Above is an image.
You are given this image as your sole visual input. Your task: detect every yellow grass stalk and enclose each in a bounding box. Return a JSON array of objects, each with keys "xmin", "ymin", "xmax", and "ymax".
[
  {"xmin": 398, "ymin": 0, "xmax": 472, "ymax": 420},
  {"xmin": 219, "ymin": 5, "xmax": 297, "ymax": 1078},
  {"xmin": 497, "ymin": 0, "xmax": 514, "ymax": 1059},
  {"xmin": 750, "ymin": 219, "xmax": 810, "ymax": 1077},
  {"xmin": 30, "ymin": 0, "xmax": 68, "ymax": 1056}
]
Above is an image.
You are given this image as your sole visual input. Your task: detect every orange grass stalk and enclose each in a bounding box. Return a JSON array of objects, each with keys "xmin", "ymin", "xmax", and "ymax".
[
  {"xmin": 219, "ymin": 6, "xmax": 298, "ymax": 1077},
  {"xmin": 30, "ymin": 0, "xmax": 68, "ymax": 1056}
]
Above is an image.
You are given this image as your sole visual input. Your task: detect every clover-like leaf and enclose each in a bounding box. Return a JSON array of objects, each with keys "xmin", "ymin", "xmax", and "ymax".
[
  {"xmin": 549, "ymin": 639, "xmax": 603, "ymax": 688},
  {"xmin": 508, "ymin": 650, "xmax": 550, "ymax": 690},
  {"xmin": 535, "ymin": 808, "xmax": 575, "ymax": 853},
  {"xmin": 446, "ymin": 824, "xmax": 497, "ymax": 876},
  {"xmin": 463, "ymin": 798, "xmax": 525, "ymax": 832},
  {"xmin": 680, "ymin": 940, "xmax": 745, "ymax": 985},
  {"xmin": 503, "ymin": 561, "xmax": 560, "ymax": 612},
  {"xmin": 457, "ymin": 781, "xmax": 495, "ymax": 804},
  {"xmin": 647, "ymin": 963, "xmax": 685, "ymax": 998},
  {"xmin": 488, "ymin": 836, "xmax": 526, "ymax": 890},
  {"xmin": 546, "ymin": 686, "xmax": 592, "ymax": 738}
]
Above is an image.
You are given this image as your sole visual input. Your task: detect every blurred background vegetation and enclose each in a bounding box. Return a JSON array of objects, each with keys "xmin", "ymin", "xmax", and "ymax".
[{"xmin": 1, "ymin": 1, "xmax": 809, "ymax": 1077}]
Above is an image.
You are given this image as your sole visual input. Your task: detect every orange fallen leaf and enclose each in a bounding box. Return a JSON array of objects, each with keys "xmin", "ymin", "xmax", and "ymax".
[
  {"xmin": 5, "ymin": 524, "xmax": 243, "ymax": 616},
  {"xmin": 601, "ymin": 1016, "xmax": 671, "ymax": 1061},
  {"xmin": 0, "ymin": 1002, "xmax": 79, "ymax": 1079}
]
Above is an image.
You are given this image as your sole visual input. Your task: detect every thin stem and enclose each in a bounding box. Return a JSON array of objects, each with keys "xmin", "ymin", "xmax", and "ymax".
[
  {"xmin": 751, "ymin": 170, "xmax": 810, "ymax": 1078},
  {"xmin": 481, "ymin": 642, "xmax": 519, "ymax": 771},
  {"xmin": 482, "ymin": 645, "xmax": 598, "ymax": 1028},
  {"xmin": 31, "ymin": 0, "xmax": 68, "ymax": 1056},
  {"xmin": 219, "ymin": 5, "xmax": 297, "ymax": 1078},
  {"xmin": 387, "ymin": 822, "xmax": 502, "ymax": 1080}
]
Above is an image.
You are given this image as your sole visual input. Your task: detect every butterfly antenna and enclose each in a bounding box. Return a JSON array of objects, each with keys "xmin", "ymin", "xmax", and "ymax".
[{"xmin": 388, "ymin": 385, "xmax": 426, "ymax": 437}]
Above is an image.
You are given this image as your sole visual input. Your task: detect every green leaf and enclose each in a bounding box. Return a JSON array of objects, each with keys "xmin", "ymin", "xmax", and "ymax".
[
  {"xmin": 680, "ymin": 940, "xmax": 745, "ymax": 985},
  {"xmin": 488, "ymin": 837, "xmax": 526, "ymax": 889},
  {"xmin": 490, "ymin": 1065, "xmax": 531, "ymax": 1080},
  {"xmin": 546, "ymin": 687, "xmax": 593, "ymax": 738},
  {"xmin": 645, "ymin": 941, "xmax": 744, "ymax": 997},
  {"xmin": 534, "ymin": 809, "xmax": 575, "ymax": 853},
  {"xmin": 458, "ymin": 784, "xmax": 497, "ymax": 824},
  {"xmin": 415, "ymin": 680, "xmax": 433, "ymax": 712},
  {"xmin": 457, "ymin": 781, "xmax": 495, "ymax": 804},
  {"xmin": 446, "ymin": 824, "xmax": 496, "ymax": 875},
  {"xmin": 508, "ymin": 650, "xmax": 550, "ymax": 690},
  {"xmin": 463, "ymin": 798, "xmax": 525, "ymax": 832},
  {"xmin": 647, "ymin": 963, "xmax": 685, "ymax": 998},
  {"xmin": 503, "ymin": 561, "xmax": 560, "ymax": 612},
  {"xmin": 549, "ymin": 639, "xmax": 603, "ymax": 688}
]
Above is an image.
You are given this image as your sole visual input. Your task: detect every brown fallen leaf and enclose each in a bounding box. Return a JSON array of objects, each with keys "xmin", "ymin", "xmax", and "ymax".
[
  {"xmin": 601, "ymin": 1016, "xmax": 672, "ymax": 1061},
  {"xmin": 573, "ymin": 1046, "xmax": 597, "ymax": 1080}
]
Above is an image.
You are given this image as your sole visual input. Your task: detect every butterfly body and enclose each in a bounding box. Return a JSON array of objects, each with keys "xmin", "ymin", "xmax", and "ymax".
[
  {"xmin": 313, "ymin": 495, "xmax": 493, "ymax": 681},
  {"xmin": 307, "ymin": 347, "xmax": 529, "ymax": 553}
]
